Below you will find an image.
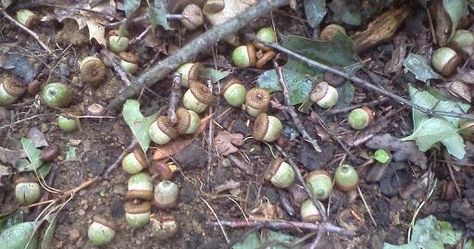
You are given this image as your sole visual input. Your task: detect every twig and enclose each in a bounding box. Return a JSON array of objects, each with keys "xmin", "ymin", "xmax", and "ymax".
[
  {"xmin": 129, "ymin": 26, "xmax": 151, "ymax": 45},
  {"xmin": 206, "ymin": 79, "xmax": 214, "ymax": 191},
  {"xmin": 168, "ymin": 73, "xmax": 181, "ymax": 125},
  {"xmin": 0, "ymin": 8, "xmax": 53, "ymax": 54},
  {"xmin": 273, "ymin": 58, "xmax": 321, "ymax": 152},
  {"xmin": 261, "ymin": 41, "xmax": 474, "ymax": 121},
  {"xmin": 201, "ymin": 197, "xmax": 230, "ymax": 243},
  {"xmin": 325, "ymin": 97, "xmax": 390, "ymax": 115},
  {"xmin": 309, "ymin": 230, "xmax": 324, "ymax": 249},
  {"xmin": 100, "ymin": 48, "xmax": 133, "ymax": 86},
  {"xmin": 227, "ymin": 154, "xmax": 254, "ymax": 175},
  {"xmin": 102, "ymin": 140, "xmax": 138, "ymax": 178},
  {"xmin": 107, "ymin": 0, "xmax": 290, "ymax": 112},
  {"xmin": 207, "ymin": 219, "xmax": 355, "ymax": 236},
  {"xmin": 357, "ymin": 187, "xmax": 377, "ymax": 227}
]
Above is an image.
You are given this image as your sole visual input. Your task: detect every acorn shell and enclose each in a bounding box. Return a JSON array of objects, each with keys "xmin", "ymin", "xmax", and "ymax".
[
  {"xmin": 431, "ymin": 47, "xmax": 461, "ymax": 76},
  {"xmin": 79, "ymin": 56, "xmax": 107, "ymax": 86},
  {"xmin": 253, "ymin": 113, "xmax": 283, "ymax": 142},
  {"xmin": 245, "ymin": 88, "xmax": 271, "ymax": 117},
  {"xmin": 305, "ymin": 170, "xmax": 333, "ymax": 200},
  {"xmin": 183, "ymin": 81, "xmax": 214, "ymax": 113},
  {"xmin": 181, "ymin": 4, "xmax": 204, "ymax": 30},
  {"xmin": 222, "ymin": 78, "xmax": 246, "ymax": 107},
  {"xmin": 175, "ymin": 108, "xmax": 200, "ymax": 134}
]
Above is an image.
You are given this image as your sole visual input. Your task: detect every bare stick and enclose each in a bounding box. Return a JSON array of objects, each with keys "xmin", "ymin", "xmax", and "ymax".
[
  {"xmin": 0, "ymin": 8, "xmax": 53, "ymax": 54},
  {"xmin": 206, "ymin": 79, "xmax": 214, "ymax": 191},
  {"xmin": 260, "ymin": 41, "xmax": 474, "ymax": 121},
  {"xmin": 273, "ymin": 58, "xmax": 321, "ymax": 152},
  {"xmin": 168, "ymin": 73, "xmax": 181, "ymax": 125},
  {"xmin": 107, "ymin": 0, "xmax": 290, "ymax": 112},
  {"xmin": 100, "ymin": 49, "xmax": 133, "ymax": 86},
  {"xmin": 207, "ymin": 219, "xmax": 355, "ymax": 236},
  {"xmin": 325, "ymin": 97, "xmax": 389, "ymax": 115},
  {"xmin": 102, "ymin": 140, "xmax": 138, "ymax": 178}
]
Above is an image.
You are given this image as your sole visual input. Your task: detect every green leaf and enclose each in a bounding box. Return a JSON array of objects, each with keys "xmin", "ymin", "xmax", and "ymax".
[
  {"xmin": 232, "ymin": 232, "xmax": 260, "ymax": 249},
  {"xmin": 443, "ymin": 0, "xmax": 468, "ymax": 41},
  {"xmin": 122, "ymin": 100, "xmax": 159, "ymax": 153},
  {"xmin": 148, "ymin": 0, "xmax": 172, "ymax": 31},
  {"xmin": 328, "ymin": 0, "xmax": 362, "ymax": 25},
  {"xmin": 0, "ymin": 209, "xmax": 23, "ymax": 232},
  {"xmin": 408, "ymin": 85, "xmax": 470, "ymax": 129},
  {"xmin": 261, "ymin": 229, "xmax": 300, "ymax": 249},
  {"xmin": 65, "ymin": 146, "xmax": 77, "ymax": 161},
  {"xmin": 124, "ymin": 0, "xmax": 141, "ymax": 18},
  {"xmin": 0, "ymin": 221, "xmax": 39, "ymax": 249},
  {"xmin": 402, "ymin": 118, "xmax": 465, "ymax": 159},
  {"xmin": 403, "ymin": 53, "xmax": 442, "ymax": 83},
  {"xmin": 37, "ymin": 163, "xmax": 52, "ymax": 179},
  {"xmin": 202, "ymin": 68, "xmax": 231, "ymax": 83},
  {"xmin": 20, "ymin": 138, "xmax": 43, "ymax": 172},
  {"xmin": 39, "ymin": 214, "xmax": 58, "ymax": 249},
  {"xmin": 374, "ymin": 149, "xmax": 391, "ymax": 164},
  {"xmin": 383, "ymin": 215, "xmax": 463, "ymax": 249},
  {"xmin": 257, "ymin": 33, "xmax": 360, "ymax": 105},
  {"xmin": 304, "ymin": 0, "xmax": 327, "ymax": 28}
]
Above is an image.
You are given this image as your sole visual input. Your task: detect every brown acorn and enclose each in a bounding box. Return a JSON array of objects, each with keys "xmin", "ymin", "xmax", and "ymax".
[
  {"xmin": 119, "ymin": 52, "xmax": 139, "ymax": 74},
  {"xmin": 245, "ymin": 88, "xmax": 271, "ymax": 117},
  {"xmin": 175, "ymin": 107, "xmax": 200, "ymax": 135},
  {"xmin": 149, "ymin": 116, "xmax": 179, "ymax": 145},
  {"xmin": 0, "ymin": 77, "xmax": 26, "ymax": 105},
  {"xmin": 79, "ymin": 56, "xmax": 107, "ymax": 86},
  {"xmin": 253, "ymin": 113, "xmax": 283, "ymax": 142},
  {"xmin": 183, "ymin": 81, "xmax": 214, "ymax": 113},
  {"xmin": 40, "ymin": 144, "xmax": 60, "ymax": 162}
]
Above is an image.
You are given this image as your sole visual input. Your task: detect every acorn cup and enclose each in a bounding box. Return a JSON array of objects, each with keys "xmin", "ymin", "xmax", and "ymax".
[
  {"xmin": 264, "ymin": 157, "xmax": 295, "ymax": 188},
  {"xmin": 175, "ymin": 62, "xmax": 203, "ymax": 88},
  {"xmin": 245, "ymin": 88, "xmax": 271, "ymax": 117},
  {"xmin": 125, "ymin": 172, "xmax": 154, "ymax": 201},
  {"xmin": 122, "ymin": 148, "xmax": 149, "ymax": 174},
  {"xmin": 79, "ymin": 56, "xmax": 107, "ymax": 86},
  {"xmin": 0, "ymin": 77, "xmax": 26, "ymax": 105},
  {"xmin": 310, "ymin": 81, "xmax": 339, "ymax": 109},
  {"xmin": 175, "ymin": 108, "xmax": 200, "ymax": 135},
  {"xmin": 124, "ymin": 201, "xmax": 152, "ymax": 228}
]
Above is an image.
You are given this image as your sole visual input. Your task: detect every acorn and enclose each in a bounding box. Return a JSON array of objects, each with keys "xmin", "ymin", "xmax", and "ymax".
[
  {"xmin": 265, "ymin": 157, "xmax": 295, "ymax": 188},
  {"xmin": 347, "ymin": 107, "xmax": 373, "ymax": 130},
  {"xmin": 119, "ymin": 52, "xmax": 139, "ymax": 74},
  {"xmin": 222, "ymin": 78, "xmax": 246, "ymax": 107},
  {"xmin": 40, "ymin": 144, "xmax": 60, "ymax": 162},
  {"xmin": 300, "ymin": 199, "xmax": 321, "ymax": 222},
  {"xmin": 122, "ymin": 148, "xmax": 149, "ymax": 174},
  {"xmin": 151, "ymin": 161, "xmax": 178, "ymax": 181},
  {"xmin": 57, "ymin": 115, "xmax": 79, "ymax": 133},
  {"xmin": 15, "ymin": 176, "xmax": 41, "ymax": 205},
  {"xmin": 149, "ymin": 116, "xmax": 178, "ymax": 145},
  {"xmin": 448, "ymin": 29, "xmax": 474, "ymax": 57},
  {"xmin": 253, "ymin": 113, "xmax": 283, "ymax": 143},
  {"xmin": 0, "ymin": 77, "xmax": 26, "ymax": 105},
  {"xmin": 87, "ymin": 215, "xmax": 117, "ymax": 246},
  {"xmin": 180, "ymin": 4, "xmax": 204, "ymax": 30},
  {"xmin": 305, "ymin": 170, "xmax": 333, "ymax": 200},
  {"xmin": 86, "ymin": 103, "xmax": 106, "ymax": 116},
  {"xmin": 182, "ymin": 81, "xmax": 214, "ymax": 113},
  {"xmin": 175, "ymin": 62, "xmax": 203, "ymax": 88},
  {"xmin": 107, "ymin": 32, "xmax": 129, "ymax": 54},
  {"xmin": 175, "ymin": 108, "xmax": 200, "ymax": 135},
  {"xmin": 232, "ymin": 44, "xmax": 257, "ymax": 68},
  {"xmin": 41, "ymin": 82, "xmax": 72, "ymax": 108},
  {"xmin": 320, "ymin": 24, "xmax": 346, "ymax": 41},
  {"xmin": 334, "ymin": 164, "xmax": 359, "ymax": 192},
  {"xmin": 254, "ymin": 27, "xmax": 277, "ymax": 51},
  {"xmin": 16, "ymin": 9, "xmax": 38, "ymax": 28},
  {"xmin": 151, "ymin": 215, "xmax": 179, "ymax": 240},
  {"xmin": 154, "ymin": 180, "xmax": 179, "ymax": 209},
  {"xmin": 431, "ymin": 47, "xmax": 462, "ymax": 76},
  {"xmin": 255, "ymin": 50, "xmax": 277, "ymax": 69},
  {"xmin": 124, "ymin": 201, "xmax": 151, "ymax": 228},
  {"xmin": 79, "ymin": 56, "xmax": 107, "ymax": 86},
  {"xmin": 310, "ymin": 81, "xmax": 339, "ymax": 109},
  {"xmin": 125, "ymin": 172, "xmax": 154, "ymax": 201},
  {"xmin": 245, "ymin": 87, "xmax": 271, "ymax": 117},
  {"xmin": 203, "ymin": 0, "xmax": 225, "ymax": 13}
]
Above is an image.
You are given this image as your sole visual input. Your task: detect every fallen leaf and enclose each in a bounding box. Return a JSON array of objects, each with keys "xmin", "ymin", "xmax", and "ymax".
[
  {"xmin": 0, "ymin": 147, "xmax": 25, "ymax": 166},
  {"xmin": 204, "ymin": 0, "xmax": 256, "ymax": 26},
  {"xmin": 122, "ymin": 100, "xmax": 159, "ymax": 153},
  {"xmin": 214, "ymin": 131, "xmax": 243, "ymax": 156},
  {"xmin": 153, "ymin": 114, "xmax": 212, "ymax": 160},
  {"xmin": 403, "ymin": 53, "xmax": 442, "ymax": 83},
  {"xmin": 26, "ymin": 127, "xmax": 48, "ymax": 148},
  {"xmin": 214, "ymin": 180, "xmax": 241, "ymax": 193}
]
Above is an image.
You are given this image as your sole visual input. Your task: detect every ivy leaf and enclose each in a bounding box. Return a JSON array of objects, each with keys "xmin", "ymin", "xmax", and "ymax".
[
  {"xmin": 148, "ymin": 0, "xmax": 172, "ymax": 31},
  {"xmin": 401, "ymin": 118, "xmax": 465, "ymax": 159},
  {"xmin": 304, "ymin": 0, "xmax": 327, "ymax": 28},
  {"xmin": 403, "ymin": 53, "xmax": 442, "ymax": 83},
  {"xmin": 19, "ymin": 138, "xmax": 43, "ymax": 171},
  {"xmin": 383, "ymin": 215, "xmax": 462, "ymax": 249},
  {"xmin": 122, "ymin": 100, "xmax": 159, "ymax": 153},
  {"xmin": 124, "ymin": 0, "xmax": 141, "ymax": 18},
  {"xmin": 202, "ymin": 68, "xmax": 231, "ymax": 83}
]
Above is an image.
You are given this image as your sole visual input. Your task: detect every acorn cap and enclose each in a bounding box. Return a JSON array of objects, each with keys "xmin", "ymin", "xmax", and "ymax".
[
  {"xmin": 125, "ymin": 189, "xmax": 154, "ymax": 201},
  {"xmin": 255, "ymin": 51, "xmax": 276, "ymax": 69},
  {"xmin": 246, "ymin": 44, "xmax": 257, "ymax": 67},
  {"xmin": 310, "ymin": 81, "xmax": 330, "ymax": 102},
  {"xmin": 253, "ymin": 113, "xmax": 269, "ymax": 141},
  {"xmin": 188, "ymin": 63, "xmax": 203, "ymax": 82},
  {"xmin": 203, "ymin": 0, "xmax": 225, "ymax": 13},
  {"xmin": 133, "ymin": 148, "xmax": 149, "ymax": 169},
  {"xmin": 124, "ymin": 201, "xmax": 152, "ymax": 214},
  {"xmin": 119, "ymin": 52, "xmax": 139, "ymax": 64},
  {"xmin": 305, "ymin": 170, "xmax": 331, "ymax": 180},
  {"xmin": 432, "ymin": 47, "xmax": 461, "ymax": 76},
  {"xmin": 189, "ymin": 81, "xmax": 214, "ymax": 104},
  {"xmin": 361, "ymin": 106, "xmax": 374, "ymax": 123},
  {"xmin": 175, "ymin": 108, "xmax": 192, "ymax": 134},
  {"xmin": 93, "ymin": 215, "xmax": 118, "ymax": 231},
  {"xmin": 246, "ymin": 88, "xmax": 270, "ymax": 111},
  {"xmin": 222, "ymin": 77, "xmax": 242, "ymax": 94},
  {"xmin": 15, "ymin": 176, "xmax": 37, "ymax": 184},
  {"xmin": 265, "ymin": 157, "xmax": 284, "ymax": 181},
  {"xmin": 157, "ymin": 116, "xmax": 178, "ymax": 139},
  {"xmin": 181, "ymin": 4, "xmax": 204, "ymax": 30},
  {"xmin": 4, "ymin": 77, "xmax": 26, "ymax": 97},
  {"xmin": 80, "ymin": 56, "xmax": 107, "ymax": 86}
]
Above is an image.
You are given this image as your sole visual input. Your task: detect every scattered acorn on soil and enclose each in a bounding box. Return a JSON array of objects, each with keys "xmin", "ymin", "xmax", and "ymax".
[
  {"xmin": 0, "ymin": 77, "xmax": 26, "ymax": 106},
  {"xmin": 57, "ymin": 115, "xmax": 79, "ymax": 133},
  {"xmin": 151, "ymin": 215, "xmax": 179, "ymax": 240},
  {"xmin": 149, "ymin": 115, "xmax": 178, "ymax": 145},
  {"xmin": 154, "ymin": 180, "xmax": 179, "ymax": 209},
  {"xmin": 310, "ymin": 81, "xmax": 339, "ymax": 109},
  {"xmin": 175, "ymin": 107, "xmax": 200, "ymax": 135},
  {"xmin": 232, "ymin": 44, "xmax": 257, "ymax": 68},
  {"xmin": 119, "ymin": 52, "xmax": 139, "ymax": 74},
  {"xmin": 182, "ymin": 81, "xmax": 214, "ymax": 113},
  {"xmin": 180, "ymin": 4, "xmax": 204, "ymax": 30},
  {"xmin": 245, "ymin": 87, "xmax": 271, "ymax": 117},
  {"xmin": 41, "ymin": 82, "xmax": 72, "ymax": 108},
  {"xmin": 254, "ymin": 27, "xmax": 277, "ymax": 51},
  {"xmin": 16, "ymin": 9, "xmax": 38, "ymax": 28},
  {"xmin": 107, "ymin": 30, "xmax": 129, "ymax": 54},
  {"xmin": 175, "ymin": 62, "xmax": 203, "ymax": 88},
  {"xmin": 124, "ymin": 201, "xmax": 152, "ymax": 228},
  {"xmin": 87, "ymin": 215, "xmax": 117, "ymax": 246},
  {"xmin": 300, "ymin": 199, "xmax": 321, "ymax": 222},
  {"xmin": 320, "ymin": 24, "xmax": 346, "ymax": 41},
  {"xmin": 305, "ymin": 170, "xmax": 333, "ymax": 200},
  {"xmin": 347, "ymin": 107, "xmax": 373, "ymax": 130},
  {"xmin": 265, "ymin": 157, "xmax": 295, "ymax": 188},
  {"xmin": 253, "ymin": 113, "xmax": 283, "ymax": 143},
  {"xmin": 222, "ymin": 78, "xmax": 247, "ymax": 107},
  {"xmin": 125, "ymin": 172, "xmax": 154, "ymax": 201},
  {"xmin": 122, "ymin": 148, "xmax": 149, "ymax": 174},
  {"xmin": 431, "ymin": 47, "xmax": 462, "ymax": 76},
  {"xmin": 334, "ymin": 164, "xmax": 359, "ymax": 192},
  {"xmin": 15, "ymin": 176, "xmax": 41, "ymax": 205},
  {"xmin": 79, "ymin": 56, "xmax": 107, "ymax": 86}
]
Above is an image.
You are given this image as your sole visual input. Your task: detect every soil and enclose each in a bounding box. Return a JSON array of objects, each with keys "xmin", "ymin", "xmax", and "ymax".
[{"xmin": 0, "ymin": 1, "xmax": 474, "ymax": 249}]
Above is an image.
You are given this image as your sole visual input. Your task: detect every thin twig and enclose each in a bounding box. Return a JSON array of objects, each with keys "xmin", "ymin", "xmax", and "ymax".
[
  {"xmin": 206, "ymin": 79, "xmax": 215, "ymax": 191},
  {"xmin": 107, "ymin": 0, "xmax": 290, "ymax": 112},
  {"xmin": 207, "ymin": 219, "xmax": 355, "ymax": 236},
  {"xmin": 102, "ymin": 140, "xmax": 138, "ymax": 178},
  {"xmin": 357, "ymin": 187, "xmax": 377, "ymax": 227},
  {"xmin": 201, "ymin": 197, "xmax": 230, "ymax": 243},
  {"xmin": 100, "ymin": 49, "xmax": 133, "ymax": 86},
  {"xmin": 260, "ymin": 41, "xmax": 474, "ymax": 121},
  {"xmin": 273, "ymin": 58, "xmax": 321, "ymax": 152},
  {"xmin": 325, "ymin": 97, "xmax": 390, "ymax": 115},
  {"xmin": 0, "ymin": 8, "xmax": 53, "ymax": 54},
  {"xmin": 309, "ymin": 230, "xmax": 324, "ymax": 249},
  {"xmin": 168, "ymin": 73, "xmax": 181, "ymax": 125}
]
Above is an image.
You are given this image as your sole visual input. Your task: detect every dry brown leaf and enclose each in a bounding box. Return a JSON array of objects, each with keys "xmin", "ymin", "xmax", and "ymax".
[
  {"xmin": 152, "ymin": 114, "xmax": 212, "ymax": 160},
  {"xmin": 214, "ymin": 130, "xmax": 244, "ymax": 156}
]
